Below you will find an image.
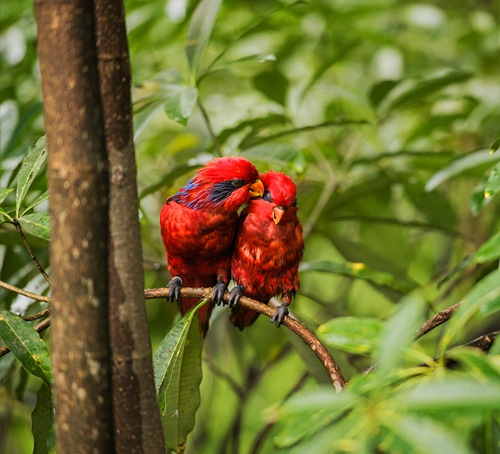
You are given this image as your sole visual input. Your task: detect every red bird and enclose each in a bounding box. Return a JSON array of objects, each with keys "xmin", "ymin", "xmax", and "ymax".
[
  {"xmin": 229, "ymin": 171, "xmax": 304, "ymax": 329},
  {"xmin": 160, "ymin": 157, "xmax": 264, "ymax": 336}
]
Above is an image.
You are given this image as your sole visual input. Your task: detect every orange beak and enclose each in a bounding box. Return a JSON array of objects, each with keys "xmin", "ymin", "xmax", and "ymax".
[
  {"xmin": 249, "ymin": 179, "xmax": 264, "ymax": 197},
  {"xmin": 272, "ymin": 206, "xmax": 285, "ymax": 224}
]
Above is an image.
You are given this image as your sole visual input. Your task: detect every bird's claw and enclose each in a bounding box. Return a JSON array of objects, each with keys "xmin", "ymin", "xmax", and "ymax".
[
  {"xmin": 212, "ymin": 281, "xmax": 227, "ymax": 306},
  {"xmin": 270, "ymin": 303, "xmax": 289, "ymax": 328},
  {"xmin": 228, "ymin": 285, "xmax": 244, "ymax": 308},
  {"xmin": 167, "ymin": 276, "xmax": 182, "ymax": 302}
]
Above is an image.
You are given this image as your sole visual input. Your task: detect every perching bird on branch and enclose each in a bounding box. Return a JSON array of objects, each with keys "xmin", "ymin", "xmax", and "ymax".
[
  {"xmin": 229, "ymin": 171, "xmax": 304, "ymax": 329},
  {"xmin": 160, "ymin": 157, "xmax": 264, "ymax": 336}
]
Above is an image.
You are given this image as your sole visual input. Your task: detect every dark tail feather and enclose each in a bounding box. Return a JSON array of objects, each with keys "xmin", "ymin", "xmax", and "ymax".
[{"xmin": 230, "ymin": 306, "xmax": 260, "ymax": 330}]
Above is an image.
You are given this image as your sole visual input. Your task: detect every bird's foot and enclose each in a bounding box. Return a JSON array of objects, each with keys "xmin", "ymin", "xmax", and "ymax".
[
  {"xmin": 270, "ymin": 303, "xmax": 289, "ymax": 328},
  {"xmin": 167, "ymin": 276, "xmax": 182, "ymax": 302},
  {"xmin": 228, "ymin": 285, "xmax": 245, "ymax": 308},
  {"xmin": 212, "ymin": 280, "xmax": 227, "ymax": 306}
]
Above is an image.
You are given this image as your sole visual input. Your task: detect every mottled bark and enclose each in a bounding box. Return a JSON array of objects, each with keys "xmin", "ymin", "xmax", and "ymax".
[
  {"xmin": 34, "ymin": 1, "xmax": 114, "ymax": 452},
  {"xmin": 93, "ymin": 0, "xmax": 165, "ymax": 451}
]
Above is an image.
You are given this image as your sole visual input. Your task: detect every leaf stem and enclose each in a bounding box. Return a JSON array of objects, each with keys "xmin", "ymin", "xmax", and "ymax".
[{"xmin": 12, "ymin": 219, "xmax": 51, "ymax": 284}]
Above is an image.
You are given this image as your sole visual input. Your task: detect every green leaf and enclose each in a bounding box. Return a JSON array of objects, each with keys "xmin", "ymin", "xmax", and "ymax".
[
  {"xmin": 21, "ymin": 190, "xmax": 49, "ymax": 217},
  {"xmin": 317, "ymin": 317, "xmax": 384, "ymax": 355},
  {"xmin": 440, "ymin": 269, "xmax": 500, "ymax": 353},
  {"xmin": 399, "ymin": 378, "xmax": 500, "ymax": 411},
  {"xmin": 0, "ymin": 310, "xmax": 52, "ymax": 386},
  {"xmin": 15, "ymin": 136, "xmax": 47, "ymax": 218},
  {"xmin": 489, "ymin": 137, "xmax": 500, "ymax": 155},
  {"xmin": 32, "ymin": 383, "xmax": 55, "ymax": 454},
  {"xmin": 253, "ymin": 70, "xmax": 289, "ymax": 106},
  {"xmin": 18, "ymin": 212, "xmax": 50, "ymax": 240},
  {"xmin": 375, "ymin": 295, "xmax": 425, "ymax": 378},
  {"xmin": 300, "ymin": 260, "xmax": 414, "ymax": 293},
  {"xmin": 484, "ymin": 162, "xmax": 500, "ymax": 200},
  {"xmin": 185, "ymin": 0, "xmax": 222, "ymax": 79},
  {"xmin": 472, "ymin": 231, "xmax": 500, "ymax": 264},
  {"xmin": 275, "ymin": 388, "xmax": 356, "ymax": 448},
  {"xmin": 0, "ymin": 187, "xmax": 14, "ymax": 205},
  {"xmin": 0, "ymin": 100, "xmax": 19, "ymax": 155},
  {"xmin": 447, "ymin": 348, "xmax": 500, "ymax": 382},
  {"xmin": 153, "ymin": 300, "xmax": 206, "ymax": 452},
  {"xmin": 164, "ymin": 85, "xmax": 198, "ymax": 126},
  {"xmin": 384, "ymin": 70, "xmax": 473, "ymax": 112},
  {"xmin": 425, "ymin": 148, "xmax": 499, "ymax": 191},
  {"xmin": 369, "ymin": 79, "xmax": 399, "ymax": 109},
  {"xmin": 385, "ymin": 414, "xmax": 468, "ymax": 454}
]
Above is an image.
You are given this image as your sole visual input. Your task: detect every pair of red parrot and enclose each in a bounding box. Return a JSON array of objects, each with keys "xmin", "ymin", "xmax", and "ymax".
[{"xmin": 160, "ymin": 157, "xmax": 304, "ymax": 336}]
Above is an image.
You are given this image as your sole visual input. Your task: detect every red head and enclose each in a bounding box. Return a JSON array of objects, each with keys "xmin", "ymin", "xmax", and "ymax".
[
  {"xmin": 256, "ymin": 171, "xmax": 298, "ymax": 224},
  {"xmin": 173, "ymin": 157, "xmax": 264, "ymax": 212}
]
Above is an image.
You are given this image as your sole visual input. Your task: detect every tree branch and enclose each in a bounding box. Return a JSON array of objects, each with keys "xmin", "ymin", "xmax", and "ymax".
[
  {"xmin": 415, "ymin": 302, "xmax": 461, "ymax": 340},
  {"xmin": 145, "ymin": 287, "xmax": 347, "ymax": 390},
  {"xmin": 1, "ymin": 281, "xmax": 346, "ymax": 390}
]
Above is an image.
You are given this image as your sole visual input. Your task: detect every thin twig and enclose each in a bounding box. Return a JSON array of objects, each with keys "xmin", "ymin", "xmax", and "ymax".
[
  {"xmin": 415, "ymin": 303, "xmax": 461, "ymax": 340},
  {"xmin": 1, "ymin": 282, "xmax": 346, "ymax": 388},
  {"xmin": 197, "ymin": 99, "xmax": 223, "ymax": 156},
  {"xmin": 0, "ymin": 280, "xmax": 51, "ymax": 303},
  {"xmin": 12, "ymin": 219, "xmax": 51, "ymax": 284},
  {"xmin": 0, "ymin": 317, "xmax": 51, "ymax": 357},
  {"xmin": 145, "ymin": 287, "xmax": 347, "ymax": 390},
  {"xmin": 22, "ymin": 308, "xmax": 50, "ymax": 321}
]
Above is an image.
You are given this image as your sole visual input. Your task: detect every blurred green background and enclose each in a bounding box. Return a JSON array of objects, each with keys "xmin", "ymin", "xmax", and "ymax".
[{"xmin": 1, "ymin": 0, "xmax": 499, "ymax": 452}]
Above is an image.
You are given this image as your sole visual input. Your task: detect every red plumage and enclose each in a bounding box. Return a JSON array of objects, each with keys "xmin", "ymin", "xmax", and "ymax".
[
  {"xmin": 230, "ymin": 171, "xmax": 304, "ymax": 329},
  {"xmin": 160, "ymin": 157, "xmax": 264, "ymax": 336}
]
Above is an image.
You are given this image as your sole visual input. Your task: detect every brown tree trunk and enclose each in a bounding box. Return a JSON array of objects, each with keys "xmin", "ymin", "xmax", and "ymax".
[
  {"xmin": 34, "ymin": 1, "xmax": 114, "ymax": 452},
  {"xmin": 93, "ymin": 0, "xmax": 165, "ymax": 451}
]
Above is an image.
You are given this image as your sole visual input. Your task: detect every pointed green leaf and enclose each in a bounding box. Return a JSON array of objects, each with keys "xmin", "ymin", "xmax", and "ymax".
[
  {"xmin": 153, "ymin": 300, "xmax": 206, "ymax": 452},
  {"xmin": 375, "ymin": 295, "xmax": 425, "ymax": 377},
  {"xmin": 425, "ymin": 148, "xmax": 499, "ymax": 191},
  {"xmin": 0, "ymin": 205, "xmax": 13, "ymax": 223},
  {"xmin": 185, "ymin": 0, "xmax": 222, "ymax": 78},
  {"xmin": 300, "ymin": 260, "xmax": 414, "ymax": 293},
  {"xmin": 472, "ymin": 231, "xmax": 500, "ymax": 264},
  {"xmin": 0, "ymin": 310, "xmax": 52, "ymax": 385},
  {"xmin": 32, "ymin": 383, "xmax": 55, "ymax": 454},
  {"xmin": 399, "ymin": 378, "xmax": 500, "ymax": 411},
  {"xmin": 369, "ymin": 79, "xmax": 400, "ymax": 109},
  {"xmin": 385, "ymin": 414, "xmax": 468, "ymax": 454},
  {"xmin": 0, "ymin": 187, "xmax": 14, "ymax": 205},
  {"xmin": 15, "ymin": 136, "xmax": 47, "ymax": 218},
  {"xmin": 0, "ymin": 100, "xmax": 19, "ymax": 155},
  {"xmin": 384, "ymin": 70, "xmax": 473, "ymax": 112},
  {"xmin": 164, "ymin": 85, "xmax": 198, "ymax": 126},
  {"xmin": 440, "ymin": 269, "xmax": 500, "ymax": 354},
  {"xmin": 21, "ymin": 190, "xmax": 49, "ymax": 217},
  {"xmin": 489, "ymin": 137, "xmax": 500, "ymax": 155},
  {"xmin": 253, "ymin": 70, "xmax": 289, "ymax": 106},
  {"xmin": 484, "ymin": 162, "xmax": 500, "ymax": 200},
  {"xmin": 447, "ymin": 348, "xmax": 500, "ymax": 382},
  {"xmin": 317, "ymin": 317, "xmax": 383, "ymax": 355},
  {"xmin": 18, "ymin": 212, "xmax": 50, "ymax": 240},
  {"xmin": 275, "ymin": 388, "xmax": 356, "ymax": 448}
]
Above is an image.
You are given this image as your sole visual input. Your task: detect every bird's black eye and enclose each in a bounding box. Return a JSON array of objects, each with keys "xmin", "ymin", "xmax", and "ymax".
[
  {"xmin": 231, "ymin": 179, "xmax": 246, "ymax": 188},
  {"xmin": 262, "ymin": 189, "xmax": 273, "ymax": 202},
  {"xmin": 293, "ymin": 198, "xmax": 298, "ymax": 207}
]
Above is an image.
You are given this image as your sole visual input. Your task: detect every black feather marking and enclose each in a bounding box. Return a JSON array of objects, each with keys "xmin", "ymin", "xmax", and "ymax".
[{"xmin": 209, "ymin": 180, "xmax": 238, "ymax": 205}]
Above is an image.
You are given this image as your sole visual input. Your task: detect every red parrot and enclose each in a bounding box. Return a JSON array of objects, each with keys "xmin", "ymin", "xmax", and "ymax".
[
  {"xmin": 229, "ymin": 170, "xmax": 304, "ymax": 329},
  {"xmin": 160, "ymin": 157, "xmax": 264, "ymax": 336}
]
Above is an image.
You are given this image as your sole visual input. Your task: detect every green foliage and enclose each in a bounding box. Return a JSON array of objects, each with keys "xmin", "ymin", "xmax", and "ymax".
[
  {"xmin": 153, "ymin": 301, "xmax": 205, "ymax": 452},
  {"xmin": 2, "ymin": 0, "xmax": 500, "ymax": 452}
]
